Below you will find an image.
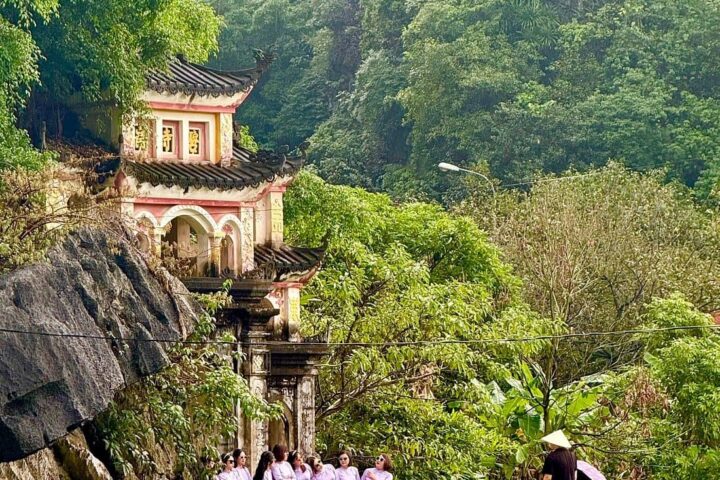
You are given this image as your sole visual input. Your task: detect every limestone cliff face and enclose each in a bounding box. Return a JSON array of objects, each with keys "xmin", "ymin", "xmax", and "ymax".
[{"xmin": 0, "ymin": 227, "xmax": 202, "ymax": 463}]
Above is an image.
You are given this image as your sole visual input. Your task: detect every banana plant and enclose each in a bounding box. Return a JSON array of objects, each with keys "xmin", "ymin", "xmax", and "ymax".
[{"xmin": 484, "ymin": 361, "xmax": 609, "ymax": 479}]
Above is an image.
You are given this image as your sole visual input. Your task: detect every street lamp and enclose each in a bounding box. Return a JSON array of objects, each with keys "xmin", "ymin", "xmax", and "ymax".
[{"xmin": 438, "ymin": 162, "xmax": 497, "ymax": 229}]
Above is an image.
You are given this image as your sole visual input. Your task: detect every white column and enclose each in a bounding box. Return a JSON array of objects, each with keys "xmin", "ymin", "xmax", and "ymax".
[
  {"xmin": 180, "ymin": 119, "xmax": 189, "ymax": 160},
  {"xmin": 154, "ymin": 116, "xmax": 163, "ymax": 159},
  {"xmin": 152, "ymin": 230, "xmax": 163, "ymax": 257},
  {"xmin": 296, "ymin": 376, "xmax": 316, "ymax": 456},
  {"xmin": 285, "ymin": 287, "xmax": 301, "ymax": 342},
  {"xmin": 219, "ymin": 113, "xmax": 233, "ymax": 165},
  {"xmin": 254, "ymin": 198, "xmax": 267, "ymax": 245},
  {"xmin": 267, "ymin": 191, "xmax": 283, "ymax": 248}
]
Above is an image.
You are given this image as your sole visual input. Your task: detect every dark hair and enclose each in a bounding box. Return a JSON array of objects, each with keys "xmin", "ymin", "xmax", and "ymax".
[
  {"xmin": 221, "ymin": 453, "xmax": 232, "ymax": 464},
  {"xmin": 288, "ymin": 450, "xmax": 306, "ymax": 472},
  {"xmin": 272, "ymin": 444, "xmax": 288, "ymax": 462},
  {"xmin": 377, "ymin": 453, "xmax": 393, "ymax": 472},
  {"xmin": 337, "ymin": 450, "xmax": 353, "ymax": 466},
  {"xmin": 306, "ymin": 455, "xmax": 321, "ymax": 472},
  {"xmin": 253, "ymin": 451, "xmax": 275, "ymax": 480},
  {"xmin": 233, "ymin": 448, "xmax": 246, "ymax": 463}
]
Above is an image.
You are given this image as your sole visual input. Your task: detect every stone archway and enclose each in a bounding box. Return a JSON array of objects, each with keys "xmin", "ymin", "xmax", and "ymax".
[
  {"xmin": 267, "ymin": 397, "xmax": 296, "ymax": 451},
  {"xmin": 158, "ymin": 205, "xmax": 216, "ymax": 277},
  {"xmin": 217, "ymin": 214, "xmax": 243, "ymax": 276}
]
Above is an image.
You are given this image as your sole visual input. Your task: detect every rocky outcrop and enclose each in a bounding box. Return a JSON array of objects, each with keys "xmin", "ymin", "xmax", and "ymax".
[
  {"xmin": 0, "ymin": 227, "xmax": 202, "ymax": 462},
  {"xmin": 0, "ymin": 427, "xmax": 114, "ymax": 480}
]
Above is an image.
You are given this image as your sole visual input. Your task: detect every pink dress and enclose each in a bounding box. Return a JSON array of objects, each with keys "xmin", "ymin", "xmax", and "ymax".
[
  {"xmin": 360, "ymin": 468, "xmax": 393, "ymax": 480},
  {"xmin": 218, "ymin": 471, "xmax": 239, "ymax": 480},
  {"xmin": 234, "ymin": 466, "xmax": 252, "ymax": 480},
  {"xmin": 295, "ymin": 464, "xmax": 313, "ymax": 480},
  {"xmin": 312, "ymin": 464, "xmax": 337, "ymax": 480},
  {"xmin": 336, "ymin": 466, "xmax": 360, "ymax": 480},
  {"xmin": 271, "ymin": 461, "xmax": 296, "ymax": 480}
]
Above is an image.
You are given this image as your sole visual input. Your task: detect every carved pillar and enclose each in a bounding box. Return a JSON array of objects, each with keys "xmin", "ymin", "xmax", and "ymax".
[
  {"xmin": 240, "ymin": 207, "xmax": 255, "ymax": 273},
  {"xmin": 152, "ymin": 230, "xmax": 163, "ymax": 257},
  {"xmin": 120, "ymin": 120, "xmax": 135, "ymax": 156},
  {"xmin": 296, "ymin": 375, "xmax": 316, "ymax": 455},
  {"xmin": 209, "ymin": 232, "xmax": 223, "ymax": 277},
  {"xmin": 154, "ymin": 116, "xmax": 163, "ymax": 159},
  {"xmin": 243, "ymin": 327, "xmax": 270, "ymax": 472},
  {"xmin": 267, "ymin": 191, "xmax": 283, "ymax": 248},
  {"xmin": 254, "ymin": 198, "xmax": 267, "ymax": 246}
]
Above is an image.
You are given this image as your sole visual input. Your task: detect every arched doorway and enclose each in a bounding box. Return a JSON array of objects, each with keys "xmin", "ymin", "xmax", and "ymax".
[
  {"xmin": 161, "ymin": 215, "xmax": 210, "ymax": 276},
  {"xmin": 267, "ymin": 397, "xmax": 295, "ymax": 451},
  {"xmin": 268, "ymin": 414, "xmax": 292, "ymax": 451}
]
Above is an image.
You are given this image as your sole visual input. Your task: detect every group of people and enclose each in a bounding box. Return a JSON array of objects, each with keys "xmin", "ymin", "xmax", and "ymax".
[
  {"xmin": 210, "ymin": 430, "xmax": 582, "ymax": 480},
  {"xmin": 213, "ymin": 445, "xmax": 393, "ymax": 480}
]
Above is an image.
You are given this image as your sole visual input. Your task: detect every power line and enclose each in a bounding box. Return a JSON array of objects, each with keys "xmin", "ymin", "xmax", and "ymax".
[{"xmin": 0, "ymin": 323, "xmax": 716, "ymax": 347}]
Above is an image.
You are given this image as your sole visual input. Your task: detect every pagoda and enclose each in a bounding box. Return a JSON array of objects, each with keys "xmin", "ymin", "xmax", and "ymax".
[{"xmin": 70, "ymin": 53, "xmax": 326, "ymax": 467}]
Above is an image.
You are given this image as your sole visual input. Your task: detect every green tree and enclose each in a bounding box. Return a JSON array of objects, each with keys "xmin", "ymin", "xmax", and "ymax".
[
  {"xmin": 284, "ymin": 172, "xmax": 560, "ymax": 478},
  {"xmin": 461, "ymin": 164, "xmax": 720, "ymax": 385},
  {"xmin": 211, "ymin": 0, "xmax": 361, "ymax": 148},
  {"xmin": 30, "ymin": 0, "xmax": 220, "ymax": 111},
  {"xmin": 0, "ymin": 12, "xmax": 50, "ymax": 169}
]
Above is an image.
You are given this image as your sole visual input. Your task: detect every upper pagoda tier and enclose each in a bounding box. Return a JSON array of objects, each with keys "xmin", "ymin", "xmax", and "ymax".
[{"xmin": 72, "ymin": 52, "xmax": 273, "ymax": 161}]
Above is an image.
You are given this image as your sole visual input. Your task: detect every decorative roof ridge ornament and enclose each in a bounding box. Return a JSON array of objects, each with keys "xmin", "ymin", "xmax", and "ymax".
[{"xmin": 179, "ymin": 48, "xmax": 275, "ymax": 79}]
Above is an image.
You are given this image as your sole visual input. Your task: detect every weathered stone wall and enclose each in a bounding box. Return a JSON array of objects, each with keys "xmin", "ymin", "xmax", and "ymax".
[{"xmin": 0, "ymin": 227, "xmax": 202, "ymax": 463}]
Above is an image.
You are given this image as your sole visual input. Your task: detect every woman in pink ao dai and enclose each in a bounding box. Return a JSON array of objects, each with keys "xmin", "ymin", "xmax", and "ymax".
[
  {"xmin": 307, "ymin": 456, "xmax": 337, "ymax": 480},
  {"xmin": 360, "ymin": 454, "xmax": 393, "ymax": 480},
  {"xmin": 288, "ymin": 450, "xmax": 312, "ymax": 480},
  {"xmin": 336, "ymin": 451, "xmax": 360, "ymax": 480},
  {"xmin": 270, "ymin": 444, "xmax": 295, "ymax": 480}
]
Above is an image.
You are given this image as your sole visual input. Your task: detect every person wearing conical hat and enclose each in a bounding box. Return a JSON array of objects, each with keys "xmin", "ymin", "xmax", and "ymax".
[{"xmin": 540, "ymin": 430, "xmax": 577, "ymax": 480}]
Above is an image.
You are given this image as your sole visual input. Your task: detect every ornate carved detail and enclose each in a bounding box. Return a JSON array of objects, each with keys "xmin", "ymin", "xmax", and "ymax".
[
  {"xmin": 239, "ymin": 207, "xmax": 255, "ymax": 274},
  {"xmin": 220, "ymin": 114, "xmax": 234, "ymax": 162},
  {"xmin": 251, "ymin": 351, "xmax": 267, "ymax": 374},
  {"xmin": 134, "ymin": 123, "xmax": 149, "ymax": 152},
  {"xmin": 268, "ymin": 376, "xmax": 298, "ymax": 389}
]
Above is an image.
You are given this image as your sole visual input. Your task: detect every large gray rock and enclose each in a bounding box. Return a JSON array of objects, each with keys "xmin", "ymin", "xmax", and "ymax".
[{"xmin": 0, "ymin": 228, "xmax": 202, "ymax": 462}]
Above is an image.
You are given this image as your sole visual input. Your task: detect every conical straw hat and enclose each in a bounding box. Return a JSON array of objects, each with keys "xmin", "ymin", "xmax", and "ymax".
[{"xmin": 541, "ymin": 430, "xmax": 572, "ymax": 449}]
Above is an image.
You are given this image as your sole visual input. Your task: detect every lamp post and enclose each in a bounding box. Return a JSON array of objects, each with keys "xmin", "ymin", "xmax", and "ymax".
[{"xmin": 438, "ymin": 162, "xmax": 497, "ymax": 230}]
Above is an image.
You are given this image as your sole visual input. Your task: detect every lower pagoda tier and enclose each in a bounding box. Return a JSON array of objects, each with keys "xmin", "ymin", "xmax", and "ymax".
[{"xmin": 180, "ymin": 277, "xmax": 327, "ymax": 463}]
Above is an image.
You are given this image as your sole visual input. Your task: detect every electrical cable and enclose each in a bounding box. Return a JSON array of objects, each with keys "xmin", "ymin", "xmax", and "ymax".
[{"xmin": 0, "ymin": 323, "xmax": 716, "ymax": 347}]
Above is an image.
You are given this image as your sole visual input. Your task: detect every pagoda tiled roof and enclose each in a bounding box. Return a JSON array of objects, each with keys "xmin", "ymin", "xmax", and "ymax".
[
  {"xmin": 146, "ymin": 52, "xmax": 272, "ymax": 97},
  {"xmin": 121, "ymin": 146, "xmax": 302, "ymax": 191},
  {"xmin": 254, "ymin": 245, "xmax": 325, "ymax": 276}
]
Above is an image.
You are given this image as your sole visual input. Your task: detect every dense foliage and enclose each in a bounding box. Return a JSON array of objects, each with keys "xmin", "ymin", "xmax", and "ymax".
[
  {"xmin": 1, "ymin": 0, "xmax": 719, "ymax": 478},
  {"xmin": 461, "ymin": 163, "xmax": 720, "ymax": 382},
  {"xmin": 215, "ymin": 0, "xmax": 720, "ymax": 202},
  {"xmin": 285, "ymin": 171, "xmax": 550, "ymax": 478},
  {"xmin": 285, "ymin": 171, "xmax": 720, "ymax": 479}
]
